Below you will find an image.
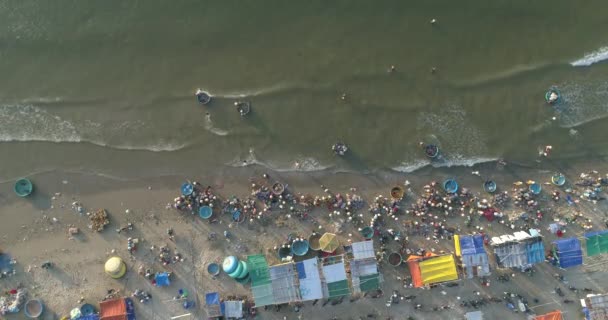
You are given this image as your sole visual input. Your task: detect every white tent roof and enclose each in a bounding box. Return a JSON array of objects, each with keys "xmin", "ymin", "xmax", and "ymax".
[
  {"xmin": 296, "ymin": 258, "xmax": 323, "ymax": 301},
  {"xmin": 465, "ymin": 310, "xmax": 483, "ymax": 320},
  {"xmin": 322, "ymin": 262, "xmax": 347, "ymax": 283}
]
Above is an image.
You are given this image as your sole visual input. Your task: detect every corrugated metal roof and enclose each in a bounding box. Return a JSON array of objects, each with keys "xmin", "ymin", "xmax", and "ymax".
[
  {"xmin": 352, "ymin": 240, "xmax": 375, "ymax": 260},
  {"xmin": 269, "ymin": 263, "xmax": 300, "ymax": 304}
]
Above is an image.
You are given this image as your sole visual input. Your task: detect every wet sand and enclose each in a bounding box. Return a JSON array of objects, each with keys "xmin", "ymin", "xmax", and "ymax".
[{"xmin": 2, "ymin": 160, "xmax": 608, "ymax": 319}]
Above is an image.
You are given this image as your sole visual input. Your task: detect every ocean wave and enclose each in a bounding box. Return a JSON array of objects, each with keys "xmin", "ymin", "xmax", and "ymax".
[
  {"xmin": 555, "ymin": 80, "xmax": 608, "ymax": 128},
  {"xmin": 570, "ymin": 47, "xmax": 608, "ymax": 67},
  {"xmin": 0, "ymin": 104, "xmax": 188, "ymax": 152},
  {"xmin": 392, "ymin": 157, "xmax": 498, "ymax": 173},
  {"xmin": 452, "ymin": 63, "xmax": 550, "ymax": 87},
  {"xmin": 225, "ymin": 149, "xmax": 331, "ymax": 172}
]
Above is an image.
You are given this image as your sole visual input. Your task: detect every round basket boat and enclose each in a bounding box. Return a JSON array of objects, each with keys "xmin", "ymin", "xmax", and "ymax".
[
  {"xmin": 222, "ymin": 256, "xmax": 239, "ymax": 274},
  {"xmin": 228, "ymin": 261, "xmax": 245, "ymax": 278},
  {"xmin": 272, "ymin": 182, "xmax": 285, "ymax": 196},
  {"xmin": 235, "ymin": 261, "xmax": 249, "ymax": 279},
  {"xmin": 14, "ymin": 178, "xmax": 33, "ymax": 197},
  {"xmin": 545, "ymin": 88, "xmax": 561, "ymax": 105},
  {"xmin": 195, "ymin": 89, "xmax": 211, "ymax": 105},
  {"xmin": 235, "ymin": 101, "xmax": 251, "ymax": 116},
  {"xmin": 529, "ymin": 183, "xmax": 542, "ymax": 195},
  {"xmin": 199, "ymin": 206, "xmax": 213, "ymax": 219},
  {"xmin": 425, "ymin": 144, "xmax": 439, "ymax": 158},
  {"xmin": 24, "ymin": 299, "xmax": 43, "ymax": 318},
  {"xmin": 104, "ymin": 256, "xmax": 127, "ymax": 279},
  {"xmin": 308, "ymin": 233, "xmax": 322, "ymax": 251},
  {"xmin": 181, "ymin": 182, "xmax": 194, "ymax": 196},
  {"xmin": 552, "ymin": 173, "xmax": 566, "ymax": 186},
  {"xmin": 80, "ymin": 303, "xmax": 96, "ymax": 316},
  {"xmin": 291, "ymin": 240, "xmax": 310, "ymax": 256},
  {"xmin": 278, "ymin": 246, "xmax": 293, "ymax": 260},
  {"xmin": 360, "ymin": 226, "xmax": 374, "ymax": 240},
  {"xmin": 443, "ymin": 179, "xmax": 459, "ymax": 193},
  {"xmin": 483, "ymin": 180, "xmax": 497, "ymax": 193},
  {"xmin": 207, "ymin": 263, "xmax": 220, "ymax": 276},
  {"xmin": 391, "ymin": 186, "xmax": 404, "ymax": 200},
  {"xmin": 388, "ymin": 252, "xmax": 402, "ymax": 267}
]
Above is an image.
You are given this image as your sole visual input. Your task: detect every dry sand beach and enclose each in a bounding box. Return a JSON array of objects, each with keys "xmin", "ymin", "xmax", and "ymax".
[{"xmin": 2, "ymin": 158, "xmax": 608, "ymax": 319}]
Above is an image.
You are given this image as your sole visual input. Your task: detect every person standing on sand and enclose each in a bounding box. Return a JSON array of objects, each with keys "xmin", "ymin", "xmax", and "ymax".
[{"xmin": 167, "ymin": 228, "xmax": 175, "ymax": 242}]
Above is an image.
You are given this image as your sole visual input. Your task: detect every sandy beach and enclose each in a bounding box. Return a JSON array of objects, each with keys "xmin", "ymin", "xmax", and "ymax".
[{"xmin": 1, "ymin": 158, "xmax": 608, "ymax": 319}]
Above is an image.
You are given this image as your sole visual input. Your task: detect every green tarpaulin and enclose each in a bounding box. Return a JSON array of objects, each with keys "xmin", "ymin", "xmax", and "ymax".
[
  {"xmin": 586, "ymin": 231, "xmax": 608, "ymax": 257},
  {"xmin": 359, "ymin": 274, "xmax": 380, "ymax": 292},
  {"xmin": 327, "ymin": 280, "xmax": 350, "ymax": 298}
]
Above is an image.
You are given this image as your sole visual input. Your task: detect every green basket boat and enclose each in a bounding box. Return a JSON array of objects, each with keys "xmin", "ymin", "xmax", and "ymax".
[{"xmin": 14, "ymin": 178, "xmax": 33, "ymax": 197}]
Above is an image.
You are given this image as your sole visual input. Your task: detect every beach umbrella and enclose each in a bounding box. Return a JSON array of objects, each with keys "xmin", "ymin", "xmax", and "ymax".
[{"xmin": 319, "ymin": 233, "xmax": 340, "ymax": 253}]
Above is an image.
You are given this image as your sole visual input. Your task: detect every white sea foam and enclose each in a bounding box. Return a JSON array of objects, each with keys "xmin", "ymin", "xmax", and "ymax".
[
  {"xmin": 203, "ymin": 113, "xmax": 229, "ymax": 136},
  {"xmin": 392, "ymin": 157, "xmax": 497, "ymax": 173},
  {"xmin": 571, "ymin": 46, "xmax": 608, "ymax": 67},
  {"xmin": 556, "ymin": 80, "xmax": 608, "ymax": 128},
  {"xmin": 226, "ymin": 149, "xmax": 331, "ymax": 172},
  {"xmin": 0, "ymin": 104, "xmax": 188, "ymax": 152}
]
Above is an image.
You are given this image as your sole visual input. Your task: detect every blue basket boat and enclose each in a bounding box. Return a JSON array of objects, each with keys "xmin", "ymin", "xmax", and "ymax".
[
  {"xmin": 483, "ymin": 180, "xmax": 497, "ymax": 193},
  {"xmin": 443, "ymin": 179, "xmax": 459, "ymax": 193},
  {"xmin": 199, "ymin": 206, "xmax": 213, "ymax": 219},
  {"xmin": 207, "ymin": 263, "xmax": 220, "ymax": 276},
  {"xmin": 80, "ymin": 303, "xmax": 96, "ymax": 316},
  {"xmin": 529, "ymin": 183, "xmax": 542, "ymax": 195},
  {"xmin": 291, "ymin": 240, "xmax": 310, "ymax": 256},
  {"xmin": 181, "ymin": 183, "xmax": 194, "ymax": 196}
]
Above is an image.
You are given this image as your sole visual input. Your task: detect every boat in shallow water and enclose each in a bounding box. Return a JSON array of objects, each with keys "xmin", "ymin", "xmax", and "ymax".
[
  {"xmin": 195, "ymin": 89, "xmax": 211, "ymax": 105},
  {"xmin": 545, "ymin": 87, "xmax": 561, "ymax": 105},
  {"xmin": 425, "ymin": 144, "xmax": 439, "ymax": 158},
  {"xmin": 332, "ymin": 142, "xmax": 348, "ymax": 156}
]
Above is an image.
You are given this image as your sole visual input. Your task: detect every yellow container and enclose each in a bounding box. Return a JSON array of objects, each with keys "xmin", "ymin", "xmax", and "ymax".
[{"xmin": 104, "ymin": 256, "xmax": 126, "ymax": 279}]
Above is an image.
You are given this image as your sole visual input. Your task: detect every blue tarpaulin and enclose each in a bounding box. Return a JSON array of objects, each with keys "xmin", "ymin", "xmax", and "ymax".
[
  {"xmin": 553, "ymin": 237, "xmax": 583, "ymax": 268},
  {"xmin": 206, "ymin": 292, "xmax": 220, "ymax": 305},
  {"xmin": 459, "ymin": 235, "xmax": 490, "ymax": 278},
  {"xmin": 155, "ymin": 272, "xmax": 171, "ymax": 287},
  {"xmin": 526, "ymin": 239, "xmax": 545, "ymax": 265},
  {"xmin": 205, "ymin": 292, "xmax": 223, "ymax": 317},
  {"xmin": 459, "ymin": 235, "xmax": 485, "ymax": 255},
  {"xmin": 296, "ymin": 261, "xmax": 306, "ymax": 279}
]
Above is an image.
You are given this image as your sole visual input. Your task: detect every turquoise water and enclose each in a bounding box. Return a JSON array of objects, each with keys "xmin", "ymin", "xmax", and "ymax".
[{"xmin": 1, "ymin": 1, "xmax": 608, "ymax": 179}]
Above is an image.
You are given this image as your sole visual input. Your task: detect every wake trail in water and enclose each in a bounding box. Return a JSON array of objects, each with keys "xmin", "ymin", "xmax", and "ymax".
[
  {"xmin": 203, "ymin": 113, "xmax": 229, "ymax": 136},
  {"xmin": 225, "ymin": 148, "xmax": 331, "ymax": 172},
  {"xmin": 571, "ymin": 46, "xmax": 608, "ymax": 67}
]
